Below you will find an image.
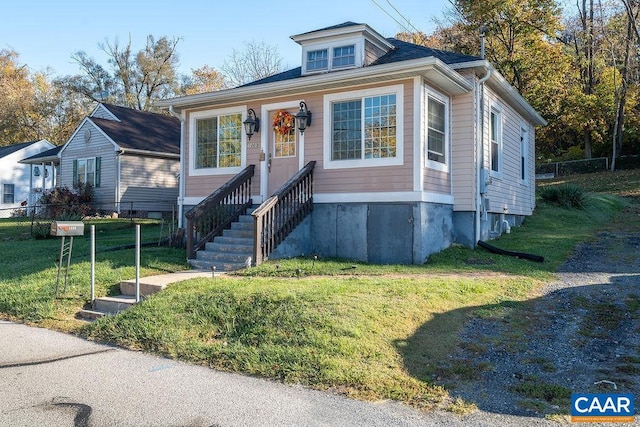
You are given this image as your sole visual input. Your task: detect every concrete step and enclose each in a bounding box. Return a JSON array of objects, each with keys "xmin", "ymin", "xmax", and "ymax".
[
  {"xmin": 120, "ymin": 280, "xmax": 165, "ymax": 297},
  {"xmin": 238, "ymin": 214, "xmax": 254, "ymax": 223},
  {"xmin": 214, "ymin": 236, "xmax": 253, "ymax": 246},
  {"xmin": 196, "ymin": 250, "xmax": 252, "ymax": 264},
  {"xmin": 231, "ymin": 220, "xmax": 253, "ymax": 231},
  {"xmin": 94, "ymin": 295, "xmax": 137, "ymax": 315},
  {"xmin": 205, "ymin": 241, "xmax": 253, "ymax": 253},
  {"xmin": 77, "ymin": 309, "xmax": 105, "ymax": 321},
  {"xmin": 222, "ymin": 228, "xmax": 254, "ymax": 239},
  {"xmin": 188, "ymin": 258, "xmax": 249, "ymax": 273}
]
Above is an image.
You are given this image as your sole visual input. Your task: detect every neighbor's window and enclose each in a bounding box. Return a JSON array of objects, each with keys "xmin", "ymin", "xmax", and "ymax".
[
  {"xmin": 195, "ymin": 113, "xmax": 242, "ymax": 169},
  {"xmin": 490, "ymin": 108, "xmax": 502, "ymax": 173},
  {"xmin": 2, "ymin": 184, "xmax": 14, "ymax": 204},
  {"xmin": 73, "ymin": 158, "xmax": 100, "ymax": 187},
  {"xmin": 427, "ymin": 95, "xmax": 447, "ymax": 164},
  {"xmin": 306, "ymin": 49, "xmax": 328, "ymax": 71},
  {"xmin": 332, "ymin": 94, "xmax": 397, "ymax": 161},
  {"xmin": 333, "ymin": 45, "xmax": 355, "ymax": 68}
]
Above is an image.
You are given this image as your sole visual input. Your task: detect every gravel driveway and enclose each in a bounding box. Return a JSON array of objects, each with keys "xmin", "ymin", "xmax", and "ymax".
[{"xmin": 434, "ymin": 201, "xmax": 640, "ymax": 426}]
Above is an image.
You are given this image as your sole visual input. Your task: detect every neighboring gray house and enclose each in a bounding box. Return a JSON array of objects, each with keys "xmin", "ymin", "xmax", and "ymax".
[
  {"xmin": 158, "ymin": 22, "xmax": 546, "ymax": 268},
  {"xmin": 0, "ymin": 140, "xmax": 55, "ymax": 216},
  {"xmin": 58, "ymin": 103, "xmax": 181, "ymax": 216}
]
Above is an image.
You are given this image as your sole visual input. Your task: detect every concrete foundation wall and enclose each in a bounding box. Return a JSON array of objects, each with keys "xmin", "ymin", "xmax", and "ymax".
[{"xmin": 270, "ymin": 202, "xmax": 454, "ymax": 265}]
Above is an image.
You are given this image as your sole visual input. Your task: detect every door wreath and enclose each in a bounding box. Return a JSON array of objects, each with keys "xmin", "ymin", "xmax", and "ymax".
[{"xmin": 272, "ymin": 110, "xmax": 295, "ymax": 136}]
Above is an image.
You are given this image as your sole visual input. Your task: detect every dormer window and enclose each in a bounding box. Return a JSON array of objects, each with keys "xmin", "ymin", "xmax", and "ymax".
[
  {"xmin": 304, "ymin": 44, "xmax": 356, "ymax": 73},
  {"xmin": 307, "ymin": 49, "xmax": 329, "ymax": 71},
  {"xmin": 292, "ymin": 22, "xmax": 395, "ymax": 76},
  {"xmin": 333, "ymin": 45, "xmax": 355, "ymax": 68}
]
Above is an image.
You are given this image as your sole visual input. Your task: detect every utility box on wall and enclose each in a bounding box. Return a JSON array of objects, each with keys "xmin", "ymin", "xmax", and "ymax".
[{"xmin": 50, "ymin": 221, "xmax": 85, "ymax": 237}]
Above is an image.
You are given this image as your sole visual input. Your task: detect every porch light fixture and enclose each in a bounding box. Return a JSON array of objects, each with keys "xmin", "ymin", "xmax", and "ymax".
[
  {"xmin": 243, "ymin": 108, "xmax": 260, "ymax": 140},
  {"xmin": 295, "ymin": 101, "xmax": 312, "ymax": 135},
  {"xmin": 33, "ymin": 166, "xmax": 41, "ymax": 177}
]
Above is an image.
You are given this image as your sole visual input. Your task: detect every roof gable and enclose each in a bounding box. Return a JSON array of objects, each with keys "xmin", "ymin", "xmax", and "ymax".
[
  {"xmin": 0, "ymin": 141, "xmax": 39, "ymax": 159},
  {"xmin": 87, "ymin": 104, "xmax": 181, "ymax": 155}
]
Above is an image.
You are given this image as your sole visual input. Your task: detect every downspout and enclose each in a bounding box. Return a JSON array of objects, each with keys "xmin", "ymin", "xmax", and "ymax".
[
  {"xmin": 169, "ymin": 105, "xmax": 185, "ymax": 228},
  {"xmin": 115, "ymin": 149, "xmax": 122, "ymax": 214},
  {"xmin": 475, "ymin": 66, "xmax": 492, "ymax": 245}
]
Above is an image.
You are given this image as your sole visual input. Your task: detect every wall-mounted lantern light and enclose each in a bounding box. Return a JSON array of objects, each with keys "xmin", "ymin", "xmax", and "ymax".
[
  {"xmin": 243, "ymin": 108, "xmax": 260, "ymax": 140},
  {"xmin": 295, "ymin": 101, "xmax": 312, "ymax": 135},
  {"xmin": 33, "ymin": 166, "xmax": 41, "ymax": 177}
]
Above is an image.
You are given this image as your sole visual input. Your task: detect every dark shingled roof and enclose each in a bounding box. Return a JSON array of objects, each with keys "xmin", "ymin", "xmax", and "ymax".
[
  {"xmin": 241, "ymin": 37, "xmax": 480, "ymax": 88},
  {"xmin": 293, "ymin": 21, "xmax": 363, "ymax": 37},
  {"xmin": 373, "ymin": 38, "xmax": 480, "ymax": 66},
  {"xmin": 20, "ymin": 145, "xmax": 63, "ymax": 162},
  {"xmin": 92, "ymin": 104, "xmax": 180, "ymax": 155},
  {"xmin": 0, "ymin": 141, "xmax": 39, "ymax": 159}
]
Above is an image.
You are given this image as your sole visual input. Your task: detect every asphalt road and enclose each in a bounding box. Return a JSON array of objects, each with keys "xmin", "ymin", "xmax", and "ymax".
[
  {"xmin": 0, "ymin": 320, "xmax": 437, "ymax": 427},
  {"xmin": 1, "ymin": 320, "xmax": 563, "ymax": 427}
]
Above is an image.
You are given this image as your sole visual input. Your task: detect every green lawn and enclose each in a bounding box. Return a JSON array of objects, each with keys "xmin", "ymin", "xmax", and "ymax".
[
  {"xmin": 0, "ymin": 218, "xmax": 189, "ymax": 329},
  {"xmin": 1, "ymin": 170, "xmax": 636, "ymax": 412}
]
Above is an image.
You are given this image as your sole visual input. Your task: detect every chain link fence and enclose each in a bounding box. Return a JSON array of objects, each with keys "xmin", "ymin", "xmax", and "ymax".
[
  {"xmin": 536, "ymin": 155, "xmax": 640, "ymax": 178},
  {"xmin": 0, "ymin": 200, "xmax": 180, "ymax": 243}
]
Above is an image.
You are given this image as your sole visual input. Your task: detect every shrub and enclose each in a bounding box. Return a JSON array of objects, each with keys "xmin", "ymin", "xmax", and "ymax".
[
  {"xmin": 32, "ymin": 222, "xmax": 52, "ymax": 240},
  {"xmin": 539, "ymin": 184, "xmax": 587, "ymax": 208},
  {"xmin": 39, "ymin": 184, "xmax": 92, "ymax": 219}
]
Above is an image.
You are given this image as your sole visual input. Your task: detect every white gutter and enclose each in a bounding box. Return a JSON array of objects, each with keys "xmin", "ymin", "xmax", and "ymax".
[
  {"xmin": 451, "ymin": 60, "xmax": 547, "ymax": 127},
  {"xmin": 169, "ymin": 105, "xmax": 186, "ymax": 228},
  {"xmin": 475, "ymin": 68, "xmax": 492, "ymax": 246}
]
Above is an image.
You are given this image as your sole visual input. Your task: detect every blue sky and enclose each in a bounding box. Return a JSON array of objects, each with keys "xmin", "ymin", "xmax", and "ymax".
[{"xmin": 1, "ymin": 0, "xmax": 452, "ymax": 77}]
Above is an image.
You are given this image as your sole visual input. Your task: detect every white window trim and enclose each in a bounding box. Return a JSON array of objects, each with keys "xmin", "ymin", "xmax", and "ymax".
[
  {"xmin": 188, "ymin": 106, "xmax": 247, "ymax": 177},
  {"xmin": 489, "ymin": 104, "xmax": 503, "ymax": 179},
  {"xmin": 323, "ymin": 84, "xmax": 404, "ymax": 170},
  {"xmin": 76, "ymin": 157, "xmax": 96, "ymax": 186},
  {"xmin": 302, "ymin": 37, "xmax": 363, "ymax": 75},
  {"xmin": 520, "ymin": 123, "xmax": 529, "ymax": 185},
  {"xmin": 424, "ymin": 87, "xmax": 450, "ymax": 173},
  {"xmin": 2, "ymin": 183, "xmax": 15, "ymax": 204}
]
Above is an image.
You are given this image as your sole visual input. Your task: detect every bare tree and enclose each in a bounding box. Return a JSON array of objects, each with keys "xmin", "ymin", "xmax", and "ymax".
[
  {"xmin": 221, "ymin": 40, "xmax": 284, "ymax": 87},
  {"xmin": 68, "ymin": 35, "xmax": 181, "ymax": 110}
]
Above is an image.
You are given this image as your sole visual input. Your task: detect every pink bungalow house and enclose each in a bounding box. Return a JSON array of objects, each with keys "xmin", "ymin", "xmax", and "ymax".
[{"xmin": 157, "ymin": 22, "xmax": 546, "ymax": 270}]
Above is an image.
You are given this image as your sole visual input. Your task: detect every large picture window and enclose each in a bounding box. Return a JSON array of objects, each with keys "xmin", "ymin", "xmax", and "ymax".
[
  {"xmin": 324, "ymin": 85, "xmax": 403, "ymax": 169},
  {"xmin": 331, "ymin": 95, "xmax": 397, "ymax": 160},
  {"xmin": 195, "ymin": 113, "xmax": 242, "ymax": 169}
]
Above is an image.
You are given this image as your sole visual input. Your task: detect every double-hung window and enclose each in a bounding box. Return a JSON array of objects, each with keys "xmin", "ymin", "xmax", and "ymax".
[
  {"xmin": 73, "ymin": 158, "xmax": 101, "ymax": 187},
  {"xmin": 194, "ymin": 111, "xmax": 242, "ymax": 170},
  {"xmin": 306, "ymin": 49, "xmax": 328, "ymax": 71},
  {"xmin": 2, "ymin": 184, "xmax": 14, "ymax": 204},
  {"xmin": 426, "ymin": 93, "xmax": 449, "ymax": 169},
  {"xmin": 490, "ymin": 107, "xmax": 502, "ymax": 175},
  {"xmin": 324, "ymin": 85, "xmax": 403, "ymax": 168},
  {"xmin": 333, "ymin": 45, "xmax": 355, "ymax": 68},
  {"xmin": 304, "ymin": 43, "xmax": 357, "ymax": 73}
]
